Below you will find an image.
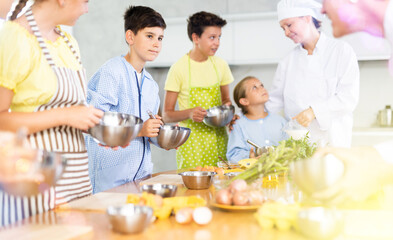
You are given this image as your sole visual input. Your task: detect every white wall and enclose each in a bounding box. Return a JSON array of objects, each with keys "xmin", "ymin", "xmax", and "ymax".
[{"xmin": 74, "ymin": 0, "xmax": 393, "ymax": 173}]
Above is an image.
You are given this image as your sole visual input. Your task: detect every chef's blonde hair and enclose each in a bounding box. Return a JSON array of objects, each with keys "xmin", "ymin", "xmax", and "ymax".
[{"xmin": 233, "ymin": 76, "xmax": 258, "ymax": 115}]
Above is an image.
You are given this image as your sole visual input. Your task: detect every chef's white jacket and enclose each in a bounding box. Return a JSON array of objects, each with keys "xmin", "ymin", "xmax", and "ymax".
[
  {"xmin": 375, "ymin": 0, "xmax": 393, "ymax": 164},
  {"xmin": 266, "ymin": 32, "xmax": 359, "ymax": 147}
]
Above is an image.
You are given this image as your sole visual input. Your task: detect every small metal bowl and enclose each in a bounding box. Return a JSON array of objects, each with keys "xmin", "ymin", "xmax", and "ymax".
[
  {"xmin": 224, "ymin": 171, "xmax": 242, "ymax": 179},
  {"xmin": 88, "ymin": 112, "xmax": 143, "ymax": 147},
  {"xmin": 297, "ymin": 207, "xmax": 344, "ymax": 239},
  {"xmin": 203, "ymin": 105, "xmax": 235, "ymax": 128},
  {"xmin": 1, "ymin": 150, "xmax": 66, "ymax": 196},
  {"xmin": 178, "ymin": 171, "xmax": 216, "ymax": 190},
  {"xmin": 140, "ymin": 184, "xmax": 177, "ymax": 198},
  {"xmin": 107, "ymin": 204, "xmax": 153, "ymax": 234},
  {"xmin": 150, "ymin": 125, "xmax": 191, "ymax": 149}
]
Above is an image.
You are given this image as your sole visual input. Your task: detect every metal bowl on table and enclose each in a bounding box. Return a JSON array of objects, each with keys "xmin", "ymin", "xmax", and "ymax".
[
  {"xmin": 107, "ymin": 204, "xmax": 153, "ymax": 234},
  {"xmin": 224, "ymin": 171, "xmax": 242, "ymax": 179},
  {"xmin": 203, "ymin": 105, "xmax": 235, "ymax": 128},
  {"xmin": 290, "ymin": 154, "xmax": 345, "ymax": 196},
  {"xmin": 150, "ymin": 125, "xmax": 191, "ymax": 149},
  {"xmin": 179, "ymin": 171, "xmax": 216, "ymax": 190},
  {"xmin": 297, "ymin": 207, "xmax": 344, "ymax": 239},
  {"xmin": 1, "ymin": 150, "xmax": 67, "ymax": 196},
  {"xmin": 88, "ymin": 112, "xmax": 143, "ymax": 147},
  {"xmin": 140, "ymin": 184, "xmax": 177, "ymax": 198}
]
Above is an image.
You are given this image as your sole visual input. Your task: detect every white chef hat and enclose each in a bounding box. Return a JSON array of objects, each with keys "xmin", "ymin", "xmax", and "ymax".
[{"xmin": 277, "ymin": 0, "xmax": 323, "ymax": 22}]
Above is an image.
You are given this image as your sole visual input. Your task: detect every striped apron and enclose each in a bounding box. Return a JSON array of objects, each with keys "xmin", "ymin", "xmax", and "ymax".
[{"xmin": 0, "ymin": 8, "xmax": 92, "ymax": 228}]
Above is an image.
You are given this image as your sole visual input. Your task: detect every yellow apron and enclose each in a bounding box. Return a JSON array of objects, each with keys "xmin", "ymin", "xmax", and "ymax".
[{"xmin": 176, "ymin": 55, "xmax": 228, "ymax": 169}]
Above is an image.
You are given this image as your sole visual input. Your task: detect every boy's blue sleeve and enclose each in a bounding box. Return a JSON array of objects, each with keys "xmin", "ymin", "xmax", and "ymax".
[
  {"xmin": 226, "ymin": 123, "xmax": 250, "ymax": 163},
  {"xmin": 87, "ymin": 63, "xmax": 120, "ymax": 112},
  {"xmin": 154, "ymin": 91, "xmax": 160, "ymax": 115}
]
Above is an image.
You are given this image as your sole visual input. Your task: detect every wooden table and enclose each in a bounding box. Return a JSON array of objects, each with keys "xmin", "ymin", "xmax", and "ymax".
[{"xmin": 0, "ymin": 171, "xmax": 308, "ymax": 240}]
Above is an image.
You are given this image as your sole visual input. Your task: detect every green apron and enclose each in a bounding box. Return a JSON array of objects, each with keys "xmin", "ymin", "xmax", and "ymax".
[{"xmin": 176, "ymin": 55, "xmax": 228, "ymax": 169}]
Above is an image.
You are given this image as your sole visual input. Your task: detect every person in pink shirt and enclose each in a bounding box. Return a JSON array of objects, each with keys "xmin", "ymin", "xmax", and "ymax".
[{"xmin": 309, "ymin": 0, "xmax": 393, "ymax": 203}]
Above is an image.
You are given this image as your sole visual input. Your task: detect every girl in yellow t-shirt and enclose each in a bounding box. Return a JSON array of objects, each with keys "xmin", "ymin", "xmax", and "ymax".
[
  {"xmin": 0, "ymin": 0, "xmax": 103, "ymax": 227},
  {"xmin": 163, "ymin": 11, "xmax": 234, "ymax": 169}
]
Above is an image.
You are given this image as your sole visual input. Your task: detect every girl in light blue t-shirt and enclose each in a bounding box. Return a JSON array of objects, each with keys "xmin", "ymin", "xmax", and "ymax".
[{"xmin": 227, "ymin": 76, "xmax": 288, "ymax": 163}]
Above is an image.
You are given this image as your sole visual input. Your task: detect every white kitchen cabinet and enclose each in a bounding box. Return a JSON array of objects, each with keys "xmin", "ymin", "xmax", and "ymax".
[
  {"xmin": 147, "ymin": 12, "xmax": 391, "ymax": 68},
  {"xmin": 352, "ymin": 127, "xmax": 393, "ymax": 146}
]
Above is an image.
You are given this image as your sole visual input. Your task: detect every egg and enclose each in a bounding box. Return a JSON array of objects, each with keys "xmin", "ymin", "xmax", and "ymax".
[
  {"xmin": 192, "ymin": 207, "xmax": 213, "ymax": 225},
  {"xmin": 176, "ymin": 207, "xmax": 194, "ymax": 224}
]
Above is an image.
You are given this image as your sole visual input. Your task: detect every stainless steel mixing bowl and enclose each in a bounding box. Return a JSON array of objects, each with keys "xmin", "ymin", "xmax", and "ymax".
[
  {"xmin": 178, "ymin": 171, "xmax": 216, "ymax": 190},
  {"xmin": 203, "ymin": 105, "xmax": 235, "ymax": 128},
  {"xmin": 150, "ymin": 125, "xmax": 191, "ymax": 149},
  {"xmin": 290, "ymin": 154, "xmax": 345, "ymax": 196},
  {"xmin": 1, "ymin": 150, "xmax": 66, "ymax": 196},
  {"xmin": 88, "ymin": 112, "xmax": 143, "ymax": 147},
  {"xmin": 107, "ymin": 204, "xmax": 153, "ymax": 234},
  {"xmin": 140, "ymin": 184, "xmax": 177, "ymax": 198}
]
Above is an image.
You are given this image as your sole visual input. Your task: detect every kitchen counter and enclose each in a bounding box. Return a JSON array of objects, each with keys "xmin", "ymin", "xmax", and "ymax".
[
  {"xmin": 2, "ymin": 171, "xmax": 393, "ymax": 240},
  {"xmin": 352, "ymin": 127, "xmax": 393, "ymax": 146},
  {"xmin": 0, "ymin": 170, "xmax": 307, "ymax": 240}
]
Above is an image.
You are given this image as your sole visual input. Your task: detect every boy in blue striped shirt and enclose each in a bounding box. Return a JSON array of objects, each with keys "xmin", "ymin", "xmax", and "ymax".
[{"xmin": 86, "ymin": 6, "xmax": 166, "ymax": 193}]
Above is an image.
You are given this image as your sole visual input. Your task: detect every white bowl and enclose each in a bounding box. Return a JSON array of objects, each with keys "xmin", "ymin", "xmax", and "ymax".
[{"xmin": 285, "ymin": 129, "xmax": 308, "ymax": 140}]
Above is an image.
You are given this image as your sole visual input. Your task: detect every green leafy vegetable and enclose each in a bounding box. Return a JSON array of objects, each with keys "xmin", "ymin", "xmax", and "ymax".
[{"xmin": 230, "ymin": 135, "xmax": 317, "ymax": 184}]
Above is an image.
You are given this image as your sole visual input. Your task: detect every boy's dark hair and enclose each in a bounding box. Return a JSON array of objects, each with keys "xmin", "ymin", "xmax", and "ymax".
[
  {"xmin": 124, "ymin": 6, "xmax": 166, "ymax": 34},
  {"xmin": 187, "ymin": 11, "xmax": 227, "ymax": 41}
]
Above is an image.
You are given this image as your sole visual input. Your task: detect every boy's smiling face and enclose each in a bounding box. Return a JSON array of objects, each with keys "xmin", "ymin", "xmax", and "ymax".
[
  {"xmin": 194, "ymin": 26, "xmax": 222, "ymax": 57},
  {"xmin": 129, "ymin": 26, "xmax": 164, "ymax": 63}
]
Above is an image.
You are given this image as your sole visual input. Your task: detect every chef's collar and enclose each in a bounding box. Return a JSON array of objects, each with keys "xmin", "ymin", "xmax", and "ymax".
[
  {"xmin": 299, "ymin": 31, "xmax": 327, "ymax": 56},
  {"xmin": 314, "ymin": 32, "xmax": 327, "ymax": 53}
]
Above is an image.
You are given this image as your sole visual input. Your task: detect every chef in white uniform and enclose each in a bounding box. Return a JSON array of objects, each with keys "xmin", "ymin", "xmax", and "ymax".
[{"xmin": 266, "ymin": 0, "xmax": 360, "ymax": 147}]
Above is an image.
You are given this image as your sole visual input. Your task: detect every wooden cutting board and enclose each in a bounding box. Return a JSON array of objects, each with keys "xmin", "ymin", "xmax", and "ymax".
[
  {"xmin": 0, "ymin": 224, "xmax": 92, "ymax": 240},
  {"xmin": 58, "ymin": 175, "xmax": 183, "ymax": 212},
  {"xmin": 139, "ymin": 174, "xmax": 184, "ymax": 186},
  {"xmin": 58, "ymin": 192, "xmax": 129, "ymax": 212}
]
